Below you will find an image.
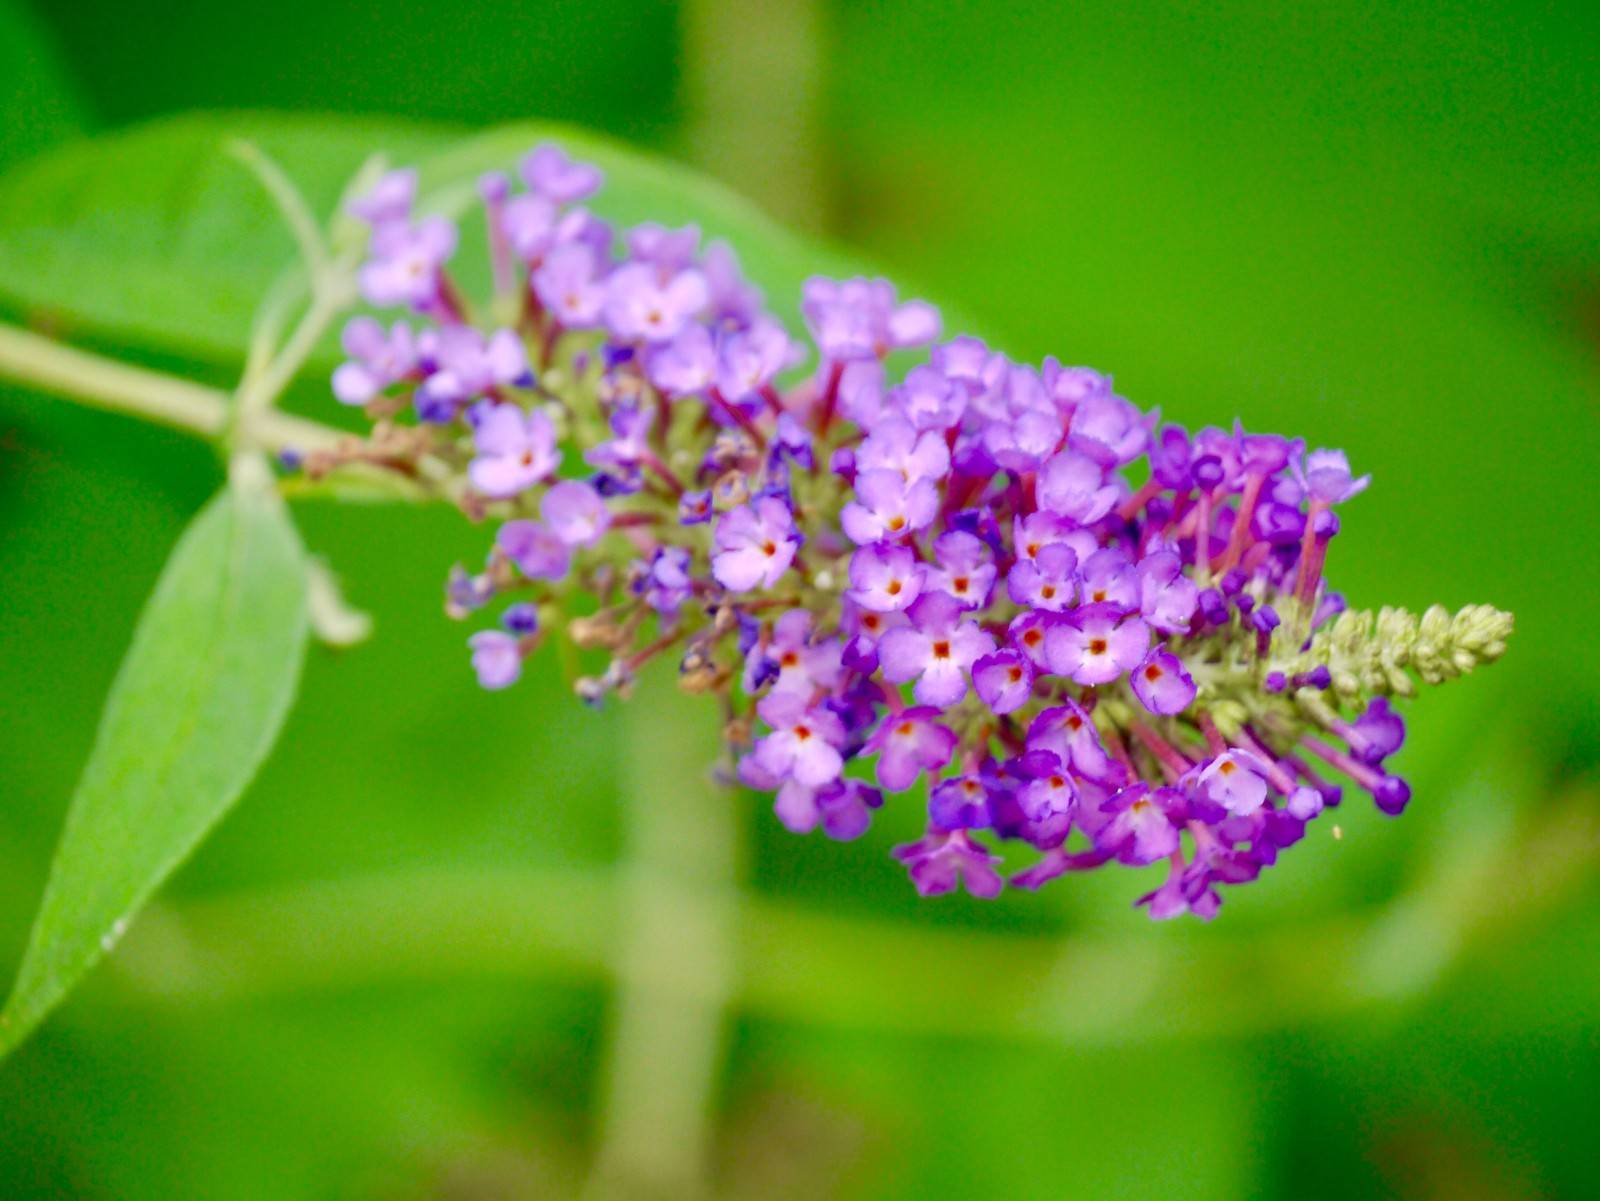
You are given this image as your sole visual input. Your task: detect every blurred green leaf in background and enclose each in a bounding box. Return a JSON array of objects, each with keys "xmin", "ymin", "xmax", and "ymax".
[{"xmin": 0, "ymin": 1, "xmax": 1595, "ymax": 1199}]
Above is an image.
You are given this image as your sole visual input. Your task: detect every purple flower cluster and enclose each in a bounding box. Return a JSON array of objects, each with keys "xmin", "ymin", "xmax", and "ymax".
[{"xmin": 311, "ymin": 143, "xmax": 1511, "ymax": 919}]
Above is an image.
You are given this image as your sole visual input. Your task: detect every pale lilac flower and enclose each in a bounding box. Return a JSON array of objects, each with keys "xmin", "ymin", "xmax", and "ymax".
[
  {"xmin": 348, "ymin": 169, "xmax": 417, "ymax": 226},
  {"xmin": 1036, "ymin": 450, "xmax": 1120, "ymax": 524},
  {"xmin": 542, "ymin": 480, "xmax": 611, "ymax": 547},
  {"xmin": 1007, "ymin": 543, "xmax": 1078, "ymax": 612},
  {"xmin": 468, "ymin": 404, "xmax": 559, "ymax": 497},
  {"xmin": 520, "ymin": 143, "xmax": 603, "ymax": 202},
  {"xmin": 840, "ymin": 469, "xmax": 939, "ymax": 544},
  {"xmin": 925, "ymin": 530, "xmax": 996, "ymax": 609},
  {"xmin": 498, "ymin": 519, "xmax": 571, "ymax": 580},
  {"xmin": 846, "ymin": 543, "xmax": 924, "ymax": 613},
  {"xmin": 1297, "ymin": 448, "xmax": 1370, "ymax": 504},
  {"xmin": 717, "ymin": 317, "xmax": 799, "ymax": 402},
  {"xmin": 1192, "ymin": 751, "xmax": 1271, "ymax": 817},
  {"xmin": 1138, "ymin": 550, "xmax": 1199, "ymax": 634},
  {"xmin": 359, "ymin": 216, "xmax": 457, "ymax": 308},
  {"xmin": 1069, "ymin": 392, "xmax": 1149, "ymax": 466},
  {"xmin": 712, "ymin": 498, "xmax": 800, "ymax": 591},
  {"xmin": 972, "ymin": 650, "xmax": 1034, "ymax": 715},
  {"xmin": 605, "ymin": 262, "xmax": 709, "ymax": 343},
  {"xmin": 1027, "ymin": 702, "xmax": 1122, "ymax": 785},
  {"xmin": 1099, "ymin": 784, "xmax": 1183, "ymax": 865},
  {"xmin": 752, "ymin": 691, "xmax": 845, "ymax": 788},
  {"xmin": 892, "ymin": 830, "xmax": 1003, "ymax": 899},
  {"xmin": 877, "ymin": 594, "xmax": 996, "ymax": 706},
  {"xmin": 648, "ymin": 324, "xmax": 718, "ymax": 395},
  {"xmin": 1044, "ymin": 605, "xmax": 1150, "ymax": 685},
  {"xmin": 469, "ymin": 630, "xmax": 522, "ymax": 690},
  {"xmin": 332, "ymin": 317, "xmax": 418, "ymax": 405},
  {"xmin": 533, "ymin": 243, "xmax": 607, "ymax": 328},
  {"xmin": 866, "ymin": 706, "xmax": 958, "ymax": 791},
  {"xmin": 1130, "ymin": 648, "xmax": 1196, "ymax": 715},
  {"xmin": 855, "ymin": 414, "xmax": 951, "ymax": 482}
]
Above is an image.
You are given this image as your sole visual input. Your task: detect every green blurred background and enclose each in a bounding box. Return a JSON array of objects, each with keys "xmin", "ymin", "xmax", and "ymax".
[{"xmin": 1, "ymin": 1, "xmax": 1597, "ymax": 1198}]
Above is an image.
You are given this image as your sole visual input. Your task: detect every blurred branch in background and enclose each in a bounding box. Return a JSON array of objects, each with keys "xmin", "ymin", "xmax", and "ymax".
[
  {"xmin": 680, "ymin": 0, "xmax": 831, "ymax": 236},
  {"xmin": 582, "ymin": 667, "xmax": 739, "ymax": 1201},
  {"xmin": 0, "ymin": 322, "xmax": 342, "ymax": 454}
]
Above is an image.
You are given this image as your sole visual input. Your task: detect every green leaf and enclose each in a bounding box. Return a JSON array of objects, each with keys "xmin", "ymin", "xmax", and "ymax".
[
  {"xmin": 0, "ymin": 477, "xmax": 309, "ymax": 1058},
  {"xmin": 0, "ymin": 111, "xmax": 872, "ymax": 370},
  {"xmin": 0, "ymin": 0, "xmax": 87, "ymax": 171}
]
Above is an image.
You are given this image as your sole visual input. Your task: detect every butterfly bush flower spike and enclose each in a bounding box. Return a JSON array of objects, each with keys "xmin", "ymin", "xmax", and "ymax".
[{"xmin": 304, "ymin": 143, "xmax": 1515, "ymax": 919}]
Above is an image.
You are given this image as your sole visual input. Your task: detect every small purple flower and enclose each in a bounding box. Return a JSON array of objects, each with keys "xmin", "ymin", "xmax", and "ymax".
[
  {"xmin": 1044, "ymin": 605, "xmax": 1149, "ymax": 685},
  {"xmin": 1079, "ymin": 547, "xmax": 1138, "ymax": 609},
  {"xmin": 1138, "ymin": 549, "xmax": 1199, "ymax": 634},
  {"xmin": 846, "ymin": 543, "xmax": 924, "ymax": 613},
  {"xmin": 1130, "ymin": 648, "xmax": 1197, "ymax": 716},
  {"xmin": 640, "ymin": 546, "xmax": 694, "ymax": 615},
  {"xmin": 802, "ymin": 276, "xmax": 941, "ymax": 360},
  {"xmin": 930, "ymin": 774, "xmax": 993, "ymax": 831},
  {"xmin": 1007, "ymin": 610, "xmax": 1054, "ymax": 670},
  {"xmin": 1099, "ymin": 784, "xmax": 1183, "ymax": 865},
  {"xmin": 604, "ymin": 262, "xmax": 709, "ymax": 343},
  {"xmin": 893, "ymin": 829, "xmax": 1004, "ymax": 899},
  {"xmin": 626, "ymin": 224, "xmax": 701, "ymax": 274},
  {"xmin": 520, "ymin": 143, "xmax": 603, "ymax": 202},
  {"xmin": 583, "ymin": 403, "xmax": 655, "ymax": 478},
  {"xmin": 972, "ymin": 649, "xmax": 1035, "ymax": 715},
  {"xmin": 1192, "ymin": 750, "xmax": 1270, "ymax": 817},
  {"xmin": 497, "ymin": 519, "xmax": 571, "ymax": 580},
  {"xmin": 533, "ymin": 243, "xmax": 608, "ymax": 328},
  {"xmin": 840, "ymin": 469, "xmax": 940, "ymax": 544},
  {"xmin": 717, "ymin": 317, "xmax": 800, "ymax": 403},
  {"xmin": 1069, "ymin": 392, "xmax": 1149, "ymax": 466},
  {"xmin": 1006, "ymin": 543, "xmax": 1078, "ymax": 612},
  {"xmin": 332, "ymin": 317, "xmax": 418, "ymax": 406},
  {"xmin": 502, "ymin": 602, "xmax": 539, "ymax": 635},
  {"xmin": 877, "ymin": 593, "xmax": 997, "ymax": 706},
  {"xmin": 925, "ymin": 530, "xmax": 996, "ymax": 610},
  {"xmin": 773, "ymin": 779, "xmax": 883, "ymax": 840},
  {"xmin": 711, "ymin": 497, "xmax": 800, "ymax": 591},
  {"xmin": 855, "ymin": 414, "xmax": 951, "ymax": 483},
  {"xmin": 348, "ymin": 169, "xmax": 416, "ymax": 226},
  {"xmin": 648, "ymin": 323, "xmax": 717, "ymax": 395},
  {"xmin": 542, "ymin": 480, "xmax": 611, "ymax": 547},
  {"xmin": 678, "ymin": 489, "xmax": 713, "ymax": 525},
  {"xmin": 1043, "ymin": 360, "xmax": 1112, "ymax": 410},
  {"xmin": 1014, "ymin": 753, "xmax": 1079, "ymax": 825},
  {"xmin": 753, "ymin": 691, "xmax": 845, "ymax": 788},
  {"xmin": 468, "ymin": 403, "xmax": 560, "ymax": 497},
  {"xmin": 933, "ymin": 335, "xmax": 996, "ymax": 386},
  {"xmin": 1346, "ymin": 696, "xmax": 1406, "ymax": 764},
  {"xmin": 702, "ymin": 240, "xmax": 763, "ymax": 325},
  {"xmin": 360, "ymin": 217, "xmax": 457, "ymax": 309},
  {"xmin": 1012, "ymin": 511, "xmax": 1094, "ymax": 564},
  {"xmin": 1027, "ymin": 703, "xmax": 1121, "ymax": 785},
  {"xmin": 1036, "ymin": 450, "xmax": 1120, "ymax": 525},
  {"xmin": 756, "ymin": 610, "xmax": 843, "ymax": 696},
  {"xmin": 890, "ymin": 364, "xmax": 965, "ymax": 431},
  {"xmin": 1296, "ymin": 447, "xmax": 1370, "ymax": 504},
  {"xmin": 416, "ymin": 327, "xmax": 530, "ymax": 418},
  {"xmin": 468, "ymin": 630, "xmax": 523, "ymax": 690},
  {"xmin": 865, "ymin": 706, "xmax": 958, "ymax": 790}
]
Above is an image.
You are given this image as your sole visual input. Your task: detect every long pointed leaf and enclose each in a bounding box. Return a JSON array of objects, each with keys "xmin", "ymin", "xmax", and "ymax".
[{"xmin": 0, "ymin": 480, "xmax": 308, "ymax": 1058}]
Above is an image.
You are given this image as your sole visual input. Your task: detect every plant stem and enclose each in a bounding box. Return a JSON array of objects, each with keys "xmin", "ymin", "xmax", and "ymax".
[
  {"xmin": 582, "ymin": 664, "xmax": 739, "ymax": 1200},
  {"xmin": 0, "ymin": 322, "xmax": 345, "ymax": 454}
]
